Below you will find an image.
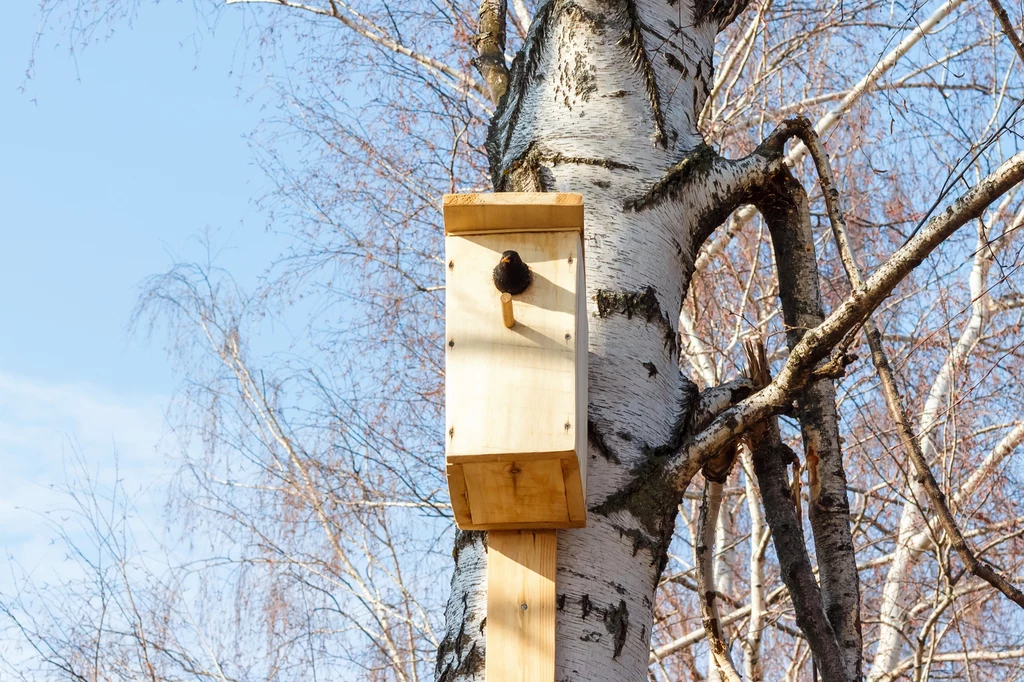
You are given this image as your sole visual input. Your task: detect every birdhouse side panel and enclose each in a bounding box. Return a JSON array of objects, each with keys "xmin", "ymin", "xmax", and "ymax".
[
  {"xmin": 445, "ymin": 231, "xmax": 580, "ymax": 459},
  {"xmin": 574, "ymin": 242, "xmax": 588, "ymax": 513}
]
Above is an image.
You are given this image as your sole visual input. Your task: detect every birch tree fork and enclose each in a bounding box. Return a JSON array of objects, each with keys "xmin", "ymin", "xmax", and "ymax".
[{"xmin": 435, "ymin": 2, "xmax": 1024, "ymax": 681}]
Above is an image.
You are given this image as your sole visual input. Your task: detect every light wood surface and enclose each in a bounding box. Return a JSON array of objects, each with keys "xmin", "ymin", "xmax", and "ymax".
[
  {"xmin": 445, "ymin": 229, "xmax": 587, "ymax": 529},
  {"xmin": 486, "ymin": 530, "xmax": 557, "ymax": 682},
  {"xmin": 443, "ymin": 193, "xmax": 583, "ymax": 235},
  {"xmin": 463, "ymin": 459, "xmax": 569, "ymax": 527}
]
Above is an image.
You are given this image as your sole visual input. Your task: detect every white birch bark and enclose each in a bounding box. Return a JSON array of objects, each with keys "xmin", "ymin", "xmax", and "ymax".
[{"xmin": 436, "ymin": 2, "xmax": 760, "ymax": 680}]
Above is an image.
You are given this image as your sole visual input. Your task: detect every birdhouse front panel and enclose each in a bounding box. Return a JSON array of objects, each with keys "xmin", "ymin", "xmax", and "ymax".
[{"xmin": 443, "ymin": 193, "xmax": 587, "ymax": 530}]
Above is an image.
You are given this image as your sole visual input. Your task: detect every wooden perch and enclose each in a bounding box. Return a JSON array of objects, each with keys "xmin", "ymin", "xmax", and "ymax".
[{"xmin": 501, "ymin": 292, "xmax": 515, "ymax": 328}]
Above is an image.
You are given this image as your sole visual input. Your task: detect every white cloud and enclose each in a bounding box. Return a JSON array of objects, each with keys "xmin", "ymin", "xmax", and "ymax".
[{"xmin": 0, "ymin": 370, "xmax": 172, "ymax": 584}]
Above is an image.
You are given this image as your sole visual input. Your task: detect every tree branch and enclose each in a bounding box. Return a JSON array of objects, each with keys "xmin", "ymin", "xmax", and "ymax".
[
  {"xmin": 473, "ymin": 0, "xmax": 511, "ymax": 104},
  {"xmin": 986, "ymin": 0, "xmax": 1024, "ymax": 64},
  {"xmin": 749, "ymin": 171, "xmax": 863, "ymax": 680},
  {"xmin": 743, "ymin": 340, "xmax": 851, "ymax": 682},
  {"xmin": 668, "ymin": 147, "xmax": 1024, "ymax": 490},
  {"xmin": 226, "ymin": 0, "xmax": 488, "ymax": 101},
  {"xmin": 696, "ymin": 456, "xmax": 743, "ymax": 682},
  {"xmin": 792, "ymin": 118, "xmax": 1024, "ymax": 610}
]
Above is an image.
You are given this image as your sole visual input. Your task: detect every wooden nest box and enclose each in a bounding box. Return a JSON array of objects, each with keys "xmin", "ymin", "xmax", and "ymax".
[{"xmin": 443, "ymin": 193, "xmax": 587, "ymax": 531}]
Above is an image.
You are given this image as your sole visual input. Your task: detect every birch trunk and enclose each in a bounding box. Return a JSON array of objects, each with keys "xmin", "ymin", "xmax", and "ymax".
[{"xmin": 435, "ymin": 2, "xmax": 758, "ymax": 680}]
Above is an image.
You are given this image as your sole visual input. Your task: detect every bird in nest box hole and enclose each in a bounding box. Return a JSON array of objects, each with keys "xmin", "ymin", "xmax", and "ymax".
[{"xmin": 492, "ymin": 250, "xmax": 532, "ymax": 295}]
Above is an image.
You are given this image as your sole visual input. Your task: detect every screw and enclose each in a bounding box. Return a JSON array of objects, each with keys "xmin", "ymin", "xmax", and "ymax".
[
  {"xmin": 565, "ymin": 422, "xmax": 571, "ymax": 431},
  {"xmin": 448, "ymin": 427, "xmax": 454, "ymax": 438},
  {"xmin": 568, "ymin": 256, "xmax": 574, "ymax": 264},
  {"xmin": 448, "ymin": 260, "xmax": 454, "ymax": 269},
  {"xmin": 521, "ymin": 603, "xmax": 528, "ymax": 611},
  {"xmin": 448, "ymin": 339, "xmax": 455, "ymax": 348},
  {"xmin": 565, "ymin": 333, "xmax": 572, "ymax": 341}
]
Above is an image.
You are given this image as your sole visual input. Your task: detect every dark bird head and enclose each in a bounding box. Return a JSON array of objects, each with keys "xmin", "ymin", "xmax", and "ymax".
[{"xmin": 492, "ymin": 249, "xmax": 532, "ymax": 295}]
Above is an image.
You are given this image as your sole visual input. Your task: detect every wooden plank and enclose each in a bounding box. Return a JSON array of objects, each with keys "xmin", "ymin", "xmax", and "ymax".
[
  {"xmin": 573, "ymin": 236, "xmax": 588, "ymax": 518},
  {"xmin": 443, "ymin": 193, "xmax": 583, "ymax": 235},
  {"xmin": 487, "ymin": 530, "xmax": 557, "ymax": 682},
  {"xmin": 463, "ymin": 460, "xmax": 570, "ymax": 527},
  {"xmin": 446, "ymin": 464, "xmax": 473, "ymax": 527},
  {"xmin": 455, "ymin": 519, "xmax": 585, "ymax": 531},
  {"xmin": 560, "ymin": 458, "xmax": 586, "ymax": 523},
  {"xmin": 445, "ymin": 450, "xmax": 576, "ymax": 466},
  {"xmin": 446, "ymin": 231, "xmax": 581, "ymax": 459}
]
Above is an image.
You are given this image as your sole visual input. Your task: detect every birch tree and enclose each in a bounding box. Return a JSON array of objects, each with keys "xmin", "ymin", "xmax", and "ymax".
[{"xmin": 8, "ymin": 0, "xmax": 1024, "ymax": 680}]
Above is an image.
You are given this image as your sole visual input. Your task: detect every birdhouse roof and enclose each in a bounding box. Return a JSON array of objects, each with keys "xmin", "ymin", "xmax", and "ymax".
[{"xmin": 442, "ymin": 193, "xmax": 584, "ymax": 236}]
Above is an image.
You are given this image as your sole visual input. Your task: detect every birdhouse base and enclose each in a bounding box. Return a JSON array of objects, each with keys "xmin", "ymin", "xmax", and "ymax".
[{"xmin": 446, "ymin": 451, "xmax": 586, "ymax": 530}]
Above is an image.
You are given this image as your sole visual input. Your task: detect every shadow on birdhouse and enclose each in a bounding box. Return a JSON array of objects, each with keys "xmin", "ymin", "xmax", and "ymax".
[{"xmin": 443, "ymin": 193, "xmax": 587, "ymax": 530}]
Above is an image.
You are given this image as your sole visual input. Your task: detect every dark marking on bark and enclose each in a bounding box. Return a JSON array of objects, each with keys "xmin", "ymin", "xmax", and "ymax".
[
  {"xmin": 500, "ymin": 140, "xmax": 639, "ymax": 191},
  {"xmin": 603, "ymin": 599, "xmax": 630, "ymax": 658},
  {"xmin": 571, "ymin": 51, "xmax": 598, "ymax": 101},
  {"xmin": 617, "ymin": 431, "xmax": 633, "ymax": 442},
  {"xmin": 611, "ymin": 524, "xmax": 659, "ymax": 557},
  {"xmin": 595, "ymin": 286, "xmax": 678, "ymax": 355},
  {"xmin": 580, "ymin": 631, "xmax": 603, "ymax": 642},
  {"xmin": 581, "ymin": 594, "xmax": 593, "ymax": 619},
  {"xmin": 452, "ymin": 529, "xmax": 487, "ymax": 563},
  {"xmin": 561, "ymin": 568, "xmax": 591, "ymax": 580},
  {"xmin": 665, "ymin": 52, "xmax": 688, "ymax": 76},
  {"xmin": 606, "ymin": 89, "xmax": 630, "ymax": 98},
  {"xmin": 545, "ymin": 152, "xmax": 638, "ymax": 171},
  {"xmin": 703, "ymin": 442, "xmax": 738, "ymax": 484},
  {"xmin": 557, "ymin": 593, "xmax": 567, "ymax": 611},
  {"xmin": 623, "ymin": 143, "xmax": 718, "ymax": 212},
  {"xmin": 618, "ymin": 0, "xmax": 666, "ymax": 145},
  {"xmin": 479, "ymin": 616, "xmax": 486, "ymax": 634},
  {"xmin": 694, "ymin": 0, "xmax": 753, "ymax": 30},
  {"xmin": 499, "ymin": 140, "xmax": 546, "ymax": 192},
  {"xmin": 589, "ymin": 419, "xmax": 621, "ymax": 463},
  {"xmin": 593, "ymin": 179, "xmax": 611, "ymax": 189},
  {"xmin": 563, "ymin": 1, "xmax": 608, "ymax": 28},
  {"xmin": 435, "ymin": 614, "xmax": 485, "ymax": 682},
  {"xmin": 642, "ymin": 361, "xmax": 658, "ymax": 377},
  {"xmin": 592, "ymin": 380, "xmax": 699, "ymax": 572}
]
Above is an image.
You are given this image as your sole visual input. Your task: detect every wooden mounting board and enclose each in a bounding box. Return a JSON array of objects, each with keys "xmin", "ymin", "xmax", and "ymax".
[{"xmin": 486, "ymin": 530, "xmax": 557, "ymax": 682}]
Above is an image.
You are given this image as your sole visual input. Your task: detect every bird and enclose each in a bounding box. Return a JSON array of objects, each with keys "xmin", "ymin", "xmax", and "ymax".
[{"xmin": 492, "ymin": 250, "xmax": 532, "ymax": 295}]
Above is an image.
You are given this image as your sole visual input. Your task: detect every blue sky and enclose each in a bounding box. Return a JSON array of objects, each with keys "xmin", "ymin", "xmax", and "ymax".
[{"xmin": 0, "ymin": 2, "xmax": 288, "ymax": 576}]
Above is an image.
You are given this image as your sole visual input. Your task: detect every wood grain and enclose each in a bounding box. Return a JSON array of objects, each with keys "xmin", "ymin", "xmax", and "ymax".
[
  {"xmin": 443, "ymin": 193, "xmax": 583, "ymax": 235},
  {"xmin": 445, "ymin": 229, "xmax": 587, "ymax": 529},
  {"xmin": 486, "ymin": 530, "xmax": 557, "ymax": 682}
]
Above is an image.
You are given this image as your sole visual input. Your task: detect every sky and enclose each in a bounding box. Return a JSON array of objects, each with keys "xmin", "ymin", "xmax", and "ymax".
[{"xmin": 0, "ymin": 1, "xmax": 290, "ymax": 581}]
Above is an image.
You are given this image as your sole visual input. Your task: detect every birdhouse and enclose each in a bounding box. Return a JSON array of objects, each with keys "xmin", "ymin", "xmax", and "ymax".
[{"xmin": 443, "ymin": 193, "xmax": 587, "ymax": 530}]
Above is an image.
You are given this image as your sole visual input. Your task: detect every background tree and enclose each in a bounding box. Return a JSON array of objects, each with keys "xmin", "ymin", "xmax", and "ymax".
[{"xmin": 5, "ymin": 0, "xmax": 1024, "ymax": 680}]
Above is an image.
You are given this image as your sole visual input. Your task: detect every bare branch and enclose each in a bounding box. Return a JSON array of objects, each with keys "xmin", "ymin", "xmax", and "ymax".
[
  {"xmin": 225, "ymin": 0, "xmax": 488, "ymax": 100},
  {"xmin": 670, "ymin": 148, "xmax": 1024, "ymax": 486},
  {"xmin": 743, "ymin": 340, "xmax": 852, "ymax": 682},
  {"xmin": 473, "ymin": 0, "xmax": 511, "ymax": 103},
  {"xmin": 986, "ymin": 0, "xmax": 1024, "ymax": 64},
  {"xmin": 792, "ymin": 117, "xmax": 1024, "ymax": 609}
]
